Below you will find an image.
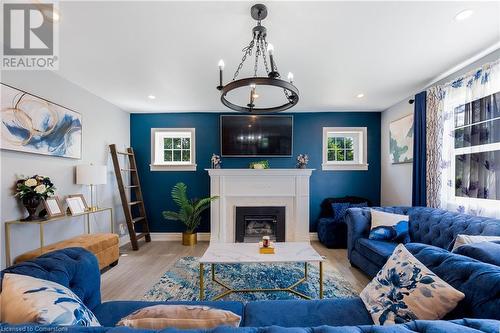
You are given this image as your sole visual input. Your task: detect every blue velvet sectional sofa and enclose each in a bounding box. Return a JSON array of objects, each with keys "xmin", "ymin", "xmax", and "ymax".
[
  {"xmin": 346, "ymin": 206, "xmax": 500, "ymax": 277},
  {"xmin": 1, "ymin": 245, "xmax": 500, "ymax": 333}
]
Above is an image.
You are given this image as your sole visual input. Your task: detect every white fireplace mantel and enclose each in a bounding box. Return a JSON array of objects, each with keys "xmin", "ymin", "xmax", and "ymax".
[{"xmin": 206, "ymin": 168, "xmax": 314, "ymax": 243}]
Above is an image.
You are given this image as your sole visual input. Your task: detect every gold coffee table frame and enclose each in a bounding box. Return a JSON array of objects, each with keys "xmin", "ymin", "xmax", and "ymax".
[{"xmin": 199, "ymin": 261, "xmax": 323, "ymax": 301}]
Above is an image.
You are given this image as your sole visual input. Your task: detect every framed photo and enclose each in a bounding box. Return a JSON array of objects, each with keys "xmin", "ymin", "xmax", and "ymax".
[
  {"xmin": 66, "ymin": 196, "xmax": 87, "ymax": 215},
  {"xmin": 389, "ymin": 114, "xmax": 414, "ymax": 164},
  {"xmin": 1, "ymin": 83, "xmax": 82, "ymax": 159},
  {"xmin": 43, "ymin": 196, "xmax": 65, "ymax": 218},
  {"xmin": 68, "ymin": 194, "xmax": 88, "ymax": 210}
]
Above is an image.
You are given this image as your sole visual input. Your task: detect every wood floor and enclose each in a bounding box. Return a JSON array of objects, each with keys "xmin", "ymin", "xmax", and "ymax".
[{"xmin": 101, "ymin": 241, "xmax": 370, "ymax": 301}]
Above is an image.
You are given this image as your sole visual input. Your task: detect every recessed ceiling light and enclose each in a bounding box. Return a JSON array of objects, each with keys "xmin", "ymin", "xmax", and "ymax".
[
  {"xmin": 455, "ymin": 9, "xmax": 473, "ymax": 21},
  {"xmin": 148, "ymin": 95, "xmax": 156, "ymax": 100},
  {"xmin": 356, "ymin": 93, "xmax": 364, "ymax": 98}
]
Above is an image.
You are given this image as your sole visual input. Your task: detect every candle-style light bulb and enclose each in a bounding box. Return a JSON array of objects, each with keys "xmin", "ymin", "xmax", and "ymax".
[
  {"xmin": 287, "ymin": 72, "xmax": 294, "ymax": 83},
  {"xmin": 267, "ymin": 43, "xmax": 276, "ymax": 75},
  {"xmin": 266, "ymin": 43, "xmax": 274, "ymax": 55},
  {"xmin": 217, "ymin": 59, "xmax": 225, "ymax": 90},
  {"xmin": 218, "ymin": 59, "xmax": 225, "ymax": 70},
  {"xmin": 249, "ymin": 83, "xmax": 257, "ymax": 107}
]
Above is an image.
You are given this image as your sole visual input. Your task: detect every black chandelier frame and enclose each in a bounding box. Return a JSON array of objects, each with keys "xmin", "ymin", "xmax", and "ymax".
[{"xmin": 217, "ymin": 4, "xmax": 299, "ymax": 114}]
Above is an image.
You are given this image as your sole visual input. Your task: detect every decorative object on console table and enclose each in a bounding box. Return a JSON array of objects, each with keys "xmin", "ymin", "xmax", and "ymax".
[
  {"xmin": 43, "ymin": 196, "xmax": 65, "ymax": 218},
  {"xmin": 76, "ymin": 164, "xmax": 107, "ymax": 211},
  {"xmin": 162, "ymin": 182, "xmax": 219, "ymax": 246},
  {"xmin": 68, "ymin": 194, "xmax": 88, "ymax": 211},
  {"xmin": 0, "ymin": 83, "xmax": 82, "ymax": 159},
  {"xmin": 249, "ymin": 160, "xmax": 269, "ymax": 169},
  {"xmin": 65, "ymin": 196, "xmax": 87, "ymax": 215},
  {"xmin": 389, "ymin": 114, "xmax": 414, "ymax": 164},
  {"xmin": 211, "ymin": 154, "xmax": 221, "ymax": 169},
  {"xmin": 296, "ymin": 154, "xmax": 309, "ymax": 169},
  {"xmin": 15, "ymin": 175, "xmax": 55, "ymax": 221}
]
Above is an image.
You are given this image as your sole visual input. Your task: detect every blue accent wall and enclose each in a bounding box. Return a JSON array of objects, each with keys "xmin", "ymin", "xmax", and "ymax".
[{"xmin": 130, "ymin": 112, "xmax": 381, "ymax": 233}]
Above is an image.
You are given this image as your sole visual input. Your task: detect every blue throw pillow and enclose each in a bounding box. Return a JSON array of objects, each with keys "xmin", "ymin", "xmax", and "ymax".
[
  {"xmin": 369, "ymin": 209, "xmax": 410, "ymax": 243},
  {"xmin": 331, "ymin": 202, "xmax": 350, "ymax": 221}
]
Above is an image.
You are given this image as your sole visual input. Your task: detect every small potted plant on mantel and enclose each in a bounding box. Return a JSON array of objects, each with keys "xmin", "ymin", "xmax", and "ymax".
[{"xmin": 162, "ymin": 182, "xmax": 219, "ymax": 246}]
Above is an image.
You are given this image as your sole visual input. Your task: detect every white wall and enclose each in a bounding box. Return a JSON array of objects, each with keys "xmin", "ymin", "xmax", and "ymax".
[
  {"xmin": 380, "ymin": 100, "xmax": 413, "ymax": 206},
  {"xmin": 380, "ymin": 49, "xmax": 500, "ymax": 206},
  {"xmin": 0, "ymin": 70, "xmax": 129, "ymax": 269}
]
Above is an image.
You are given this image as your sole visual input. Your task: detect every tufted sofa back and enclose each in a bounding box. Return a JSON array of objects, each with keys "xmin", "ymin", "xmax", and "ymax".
[
  {"xmin": 407, "ymin": 243, "xmax": 500, "ymax": 320},
  {"xmin": 369, "ymin": 206, "xmax": 500, "ymax": 250},
  {"xmin": 0, "ymin": 247, "xmax": 101, "ymax": 310}
]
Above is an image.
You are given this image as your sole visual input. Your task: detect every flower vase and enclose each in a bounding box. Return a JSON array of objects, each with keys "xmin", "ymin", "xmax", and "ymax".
[
  {"xmin": 298, "ymin": 164, "xmax": 306, "ymax": 169},
  {"xmin": 21, "ymin": 197, "xmax": 41, "ymax": 221}
]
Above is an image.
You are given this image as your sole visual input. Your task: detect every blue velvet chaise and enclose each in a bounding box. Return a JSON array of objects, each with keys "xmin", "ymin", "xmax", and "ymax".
[{"xmin": 346, "ymin": 206, "xmax": 500, "ymax": 277}]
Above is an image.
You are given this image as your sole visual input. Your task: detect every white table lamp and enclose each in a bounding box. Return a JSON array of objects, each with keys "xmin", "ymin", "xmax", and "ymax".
[{"xmin": 76, "ymin": 164, "xmax": 107, "ymax": 211}]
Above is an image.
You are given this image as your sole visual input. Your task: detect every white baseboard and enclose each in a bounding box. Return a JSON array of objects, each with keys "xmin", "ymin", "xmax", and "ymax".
[{"xmin": 120, "ymin": 232, "xmax": 318, "ymax": 245}]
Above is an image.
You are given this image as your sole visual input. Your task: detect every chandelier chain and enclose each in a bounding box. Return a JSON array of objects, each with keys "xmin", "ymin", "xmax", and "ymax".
[
  {"xmin": 254, "ymin": 40, "xmax": 260, "ymax": 77},
  {"xmin": 260, "ymin": 38, "xmax": 270, "ymax": 74},
  {"xmin": 232, "ymin": 38, "xmax": 255, "ymax": 81}
]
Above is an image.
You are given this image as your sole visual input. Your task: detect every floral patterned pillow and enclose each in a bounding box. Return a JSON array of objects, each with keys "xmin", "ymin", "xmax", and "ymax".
[
  {"xmin": 0, "ymin": 273, "xmax": 100, "ymax": 326},
  {"xmin": 360, "ymin": 244, "xmax": 465, "ymax": 325}
]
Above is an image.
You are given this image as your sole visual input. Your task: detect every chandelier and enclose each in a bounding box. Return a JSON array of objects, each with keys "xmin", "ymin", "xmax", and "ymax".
[{"xmin": 216, "ymin": 4, "xmax": 299, "ymax": 114}]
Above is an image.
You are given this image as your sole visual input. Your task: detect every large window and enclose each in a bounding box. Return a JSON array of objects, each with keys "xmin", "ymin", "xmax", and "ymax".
[
  {"xmin": 454, "ymin": 92, "xmax": 500, "ymax": 201},
  {"xmin": 322, "ymin": 127, "xmax": 368, "ymax": 170},
  {"xmin": 151, "ymin": 128, "xmax": 196, "ymax": 171}
]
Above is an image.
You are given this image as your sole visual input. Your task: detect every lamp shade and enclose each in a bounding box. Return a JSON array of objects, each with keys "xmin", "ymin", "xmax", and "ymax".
[{"xmin": 76, "ymin": 164, "xmax": 107, "ymax": 185}]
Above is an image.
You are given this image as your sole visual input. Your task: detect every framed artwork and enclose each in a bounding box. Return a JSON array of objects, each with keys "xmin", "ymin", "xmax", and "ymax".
[
  {"xmin": 389, "ymin": 114, "xmax": 414, "ymax": 164},
  {"xmin": 43, "ymin": 196, "xmax": 65, "ymax": 218},
  {"xmin": 66, "ymin": 195, "xmax": 87, "ymax": 215},
  {"xmin": 0, "ymin": 83, "xmax": 82, "ymax": 159},
  {"xmin": 68, "ymin": 194, "xmax": 88, "ymax": 210}
]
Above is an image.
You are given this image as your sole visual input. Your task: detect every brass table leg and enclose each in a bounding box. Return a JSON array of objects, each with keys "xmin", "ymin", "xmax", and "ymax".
[
  {"xmin": 39, "ymin": 223, "xmax": 44, "ymax": 255},
  {"xmin": 5, "ymin": 223, "xmax": 11, "ymax": 267},
  {"xmin": 199, "ymin": 263, "xmax": 204, "ymax": 300},
  {"xmin": 319, "ymin": 261, "xmax": 323, "ymax": 299}
]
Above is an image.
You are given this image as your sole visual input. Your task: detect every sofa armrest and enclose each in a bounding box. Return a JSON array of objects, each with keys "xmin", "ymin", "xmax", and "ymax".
[
  {"xmin": 345, "ymin": 208, "xmax": 371, "ymax": 260},
  {"xmin": 1, "ymin": 247, "xmax": 101, "ymax": 311}
]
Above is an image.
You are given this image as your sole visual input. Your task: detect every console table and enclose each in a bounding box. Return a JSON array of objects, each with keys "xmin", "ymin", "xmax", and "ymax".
[{"xmin": 4, "ymin": 207, "xmax": 113, "ymax": 266}]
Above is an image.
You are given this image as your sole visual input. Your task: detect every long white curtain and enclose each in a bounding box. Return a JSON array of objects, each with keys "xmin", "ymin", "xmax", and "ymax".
[{"xmin": 426, "ymin": 60, "xmax": 500, "ymax": 218}]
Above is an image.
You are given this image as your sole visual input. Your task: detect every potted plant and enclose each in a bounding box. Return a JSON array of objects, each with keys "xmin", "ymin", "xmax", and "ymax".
[
  {"xmin": 15, "ymin": 175, "xmax": 55, "ymax": 221},
  {"xmin": 162, "ymin": 182, "xmax": 218, "ymax": 245}
]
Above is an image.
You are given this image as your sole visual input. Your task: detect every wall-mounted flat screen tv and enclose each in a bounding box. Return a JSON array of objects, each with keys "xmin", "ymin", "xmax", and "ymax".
[{"xmin": 220, "ymin": 115, "xmax": 293, "ymax": 157}]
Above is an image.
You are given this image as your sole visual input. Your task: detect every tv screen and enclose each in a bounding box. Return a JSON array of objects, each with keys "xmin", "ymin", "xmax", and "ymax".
[{"xmin": 221, "ymin": 115, "xmax": 293, "ymax": 156}]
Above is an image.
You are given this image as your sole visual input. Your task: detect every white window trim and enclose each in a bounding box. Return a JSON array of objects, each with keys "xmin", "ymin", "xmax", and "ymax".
[
  {"xmin": 150, "ymin": 128, "xmax": 197, "ymax": 171},
  {"xmin": 322, "ymin": 127, "xmax": 368, "ymax": 171}
]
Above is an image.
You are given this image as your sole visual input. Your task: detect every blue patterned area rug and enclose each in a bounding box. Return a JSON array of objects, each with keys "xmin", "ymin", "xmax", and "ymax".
[{"xmin": 143, "ymin": 256, "xmax": 357, "ymax": 302}]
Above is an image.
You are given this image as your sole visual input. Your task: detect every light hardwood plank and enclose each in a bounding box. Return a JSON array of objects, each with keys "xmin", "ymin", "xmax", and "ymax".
[{"xmin": 101, "ymin": 241, "xmax": 370, "ymax": 301}]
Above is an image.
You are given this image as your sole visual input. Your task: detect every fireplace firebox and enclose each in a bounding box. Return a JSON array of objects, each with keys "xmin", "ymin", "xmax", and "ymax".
[{"xmin": 235, "ymin": 206, "xmax": 285, "ymax": 243}]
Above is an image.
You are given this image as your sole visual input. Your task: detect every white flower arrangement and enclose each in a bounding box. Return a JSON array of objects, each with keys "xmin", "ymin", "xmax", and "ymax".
[{"xmin": 15, "ymin": 175, "xmax": 55, "ymax": 199}]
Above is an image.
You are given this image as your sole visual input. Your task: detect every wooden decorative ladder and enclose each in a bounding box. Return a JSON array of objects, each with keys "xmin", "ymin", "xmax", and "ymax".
[{"xmin": 109, "ymin": 144, "xmax": 151, "ymax": 250}]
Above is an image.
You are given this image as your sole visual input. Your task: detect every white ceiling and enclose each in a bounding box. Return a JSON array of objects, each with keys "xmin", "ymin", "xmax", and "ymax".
[{"xmin": 55, "ymin": 1, "xmax": 500, "ymax": 113}]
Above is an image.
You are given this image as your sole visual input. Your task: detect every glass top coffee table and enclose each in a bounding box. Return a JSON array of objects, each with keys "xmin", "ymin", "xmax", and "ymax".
[{"xmin": 198, "ymin": 242, "xmax": 325, "ymax": 300}]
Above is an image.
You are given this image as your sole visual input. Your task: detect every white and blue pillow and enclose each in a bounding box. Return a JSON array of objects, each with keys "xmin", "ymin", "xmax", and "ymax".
[
  {"xmin": 360, "ymin": 244, "xmax": 465, "ymax": 325},
  {"xmin": 0, "ymin": 273, "xmax": 100, "ymax": 326},
  {"xmin": 369, "ymin": 209, "xmax": 410, "ymax": 243}
]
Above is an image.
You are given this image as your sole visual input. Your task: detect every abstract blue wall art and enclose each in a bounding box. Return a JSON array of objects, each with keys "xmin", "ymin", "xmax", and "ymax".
[
  {"xmin": 389, "ymin": 113, "xmax": 413, "ymax": 164},
  {"xmin": 1, "ymin": 84, "xmax": 82, "ymax": 159}
]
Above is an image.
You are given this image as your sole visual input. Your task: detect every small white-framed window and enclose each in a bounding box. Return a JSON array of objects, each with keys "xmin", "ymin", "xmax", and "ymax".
[
  {"xmin": 322, "ymin": 127, "xmax": 368, "ymax": 171},
  {"xmin": 150, "ymin": 128, "xmax": 196, "ymax": 171}
]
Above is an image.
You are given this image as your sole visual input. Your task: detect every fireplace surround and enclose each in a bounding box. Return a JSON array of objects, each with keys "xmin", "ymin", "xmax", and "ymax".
[{"xmin": 206, "ymin": 168, "xmax": 313, "ymax": 243}]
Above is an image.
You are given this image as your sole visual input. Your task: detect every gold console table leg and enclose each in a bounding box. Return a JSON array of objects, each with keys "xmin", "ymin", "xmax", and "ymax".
[
  {"xmin": 199, "ymin": 263, "xmax": 204, "ymax": 300},
  {"xmin": 319, "ymin": 261, "xmax": 323, "ymax": 299}
]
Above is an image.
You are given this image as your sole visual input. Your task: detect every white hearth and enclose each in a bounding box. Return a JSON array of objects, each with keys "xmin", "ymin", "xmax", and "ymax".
[{"xmin": 206, "ymin": 169, "xmax": 314, "ymax": 243}]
